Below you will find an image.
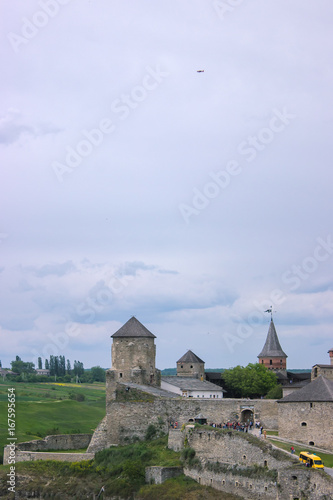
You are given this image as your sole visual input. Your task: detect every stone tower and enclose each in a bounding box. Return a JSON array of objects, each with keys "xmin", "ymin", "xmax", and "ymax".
[
  {"xmin": 176, "ymin": 350, "xmax": 205, "ymax": 379},
  {"xmin": 110, "ymin": 316, "xmax": 160, "ymax": 387},
  {"xmin": 257, "ymin": 319, "xmax": 287, "ymax": 371}
]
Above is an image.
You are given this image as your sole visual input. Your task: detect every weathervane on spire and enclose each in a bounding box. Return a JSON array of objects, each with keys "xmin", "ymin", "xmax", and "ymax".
[{"xmin": 264, "ymin": 307, "xmax": 274, "ymax": 320}]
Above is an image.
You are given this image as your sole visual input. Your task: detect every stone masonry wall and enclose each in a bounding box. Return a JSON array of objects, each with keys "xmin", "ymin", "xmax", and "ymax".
[
  {"xmin": 105, "ymin": 390, "xmax": 278, "ymax": 446},
  {"xmin": 3, "ymin": 450, "xmax": 94, "ymax": 465},
  {"xmin": 145, "ymin": 466, "xmax": 183, "ymax": 485},
  {"xmin": 168, "ymin": 429, "xmax": 185, "ymax": 452},
  {"xmin": 3, "ymin": 434, "xmax": 92, "ymax": 465},
  {"xmin": 13, "ymin": 434, "xmax": 91, "ymax": 452},
  {"xmin": 278, "ymin": 401, "xmax": 333, "ymax": 451},
  {"xmin": 184, "ymin": 428, "xmax": 333, "ymax": 500},
  {"xmin": 185, "ymin": 464, "xmax": 333, "ymax": 500},
  {"xmin": 186, "ymin": 428, "xmax": 291, "ymax": 471}
]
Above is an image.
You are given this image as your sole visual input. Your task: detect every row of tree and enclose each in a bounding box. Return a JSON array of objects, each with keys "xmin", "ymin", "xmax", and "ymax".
[{"xmin": 9, "ymin": 356, "xmax": 106, "ymax": 383}]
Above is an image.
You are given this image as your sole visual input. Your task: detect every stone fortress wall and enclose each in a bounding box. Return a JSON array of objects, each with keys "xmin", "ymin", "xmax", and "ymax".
[
  {"xmin": 177, "ymin": 427, "xmax": 333, "ymax": 500},
  {"xmin": 105, "ymin": 377, "xmax": 278, "ymax": 448},
  {"xmin": 278, "ymin": 401, "xmax": 333, "ymax": 451}
]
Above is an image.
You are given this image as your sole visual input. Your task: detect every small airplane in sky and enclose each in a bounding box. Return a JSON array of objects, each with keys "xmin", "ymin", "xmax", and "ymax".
[{"xmin": 197, "ymin": 70, "xmax": 204, "ymax": 73}]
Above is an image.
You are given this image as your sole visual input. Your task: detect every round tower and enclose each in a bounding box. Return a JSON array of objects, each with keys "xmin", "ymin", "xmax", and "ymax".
[{"xmin": 111, "ymin": 316, "xmax": 159, "ymax": 386}]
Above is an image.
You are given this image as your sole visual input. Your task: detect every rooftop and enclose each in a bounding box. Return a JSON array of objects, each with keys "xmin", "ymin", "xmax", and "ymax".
[
  {"xmin": 257, "ymin": 319, "xmax": 287, "ymax": 358},
  {"xmin": 162, "ymin": 376, "xmax": 225, "ymax": 392},
  {"xmin": 111, "ymin": 316, "xmax": 156, "ymax": 338},
  {"xmin": 177, "ymin": 350, "xmax": 204, "ymax": 364},
  {"xmin": 278, "ymin": 376, "xmax": 333, "ymax": 403}
]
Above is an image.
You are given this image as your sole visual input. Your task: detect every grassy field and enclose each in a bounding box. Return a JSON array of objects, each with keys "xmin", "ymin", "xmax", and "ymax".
[
  {"xmin": 0, "ymin": 381, "xmax": 105, "ymax": 463},
  {"xmin": 269, "ymin": 439, "xmax": 333, "ymax": 468}
]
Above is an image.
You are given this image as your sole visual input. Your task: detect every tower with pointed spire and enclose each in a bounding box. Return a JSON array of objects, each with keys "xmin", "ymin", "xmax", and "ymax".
[{"xmin": 257, "ymin": 318, "xmax": 287, "ymax": 371}]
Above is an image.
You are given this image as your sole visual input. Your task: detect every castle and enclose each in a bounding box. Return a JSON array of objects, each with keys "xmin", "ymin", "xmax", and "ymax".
[{"xmin": 86, "ymin": 316, "xmax": 333, "ymax": 453}]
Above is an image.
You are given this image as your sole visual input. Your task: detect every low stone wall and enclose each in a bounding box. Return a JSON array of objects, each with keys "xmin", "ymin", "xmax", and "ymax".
[
  {"xmin": 3, "ymin": 433, "xmax": 93, "ymax": 465},
  {"xmin": 3, "ymin": 450, "xmax": 94, "ymax": 464},
  {"xmin": 145, "ymin": 466, "xmax": 183, "ymax": 484},
  {"xmin": 14, "ymin": 434, "xmax": 92, "ymax": 452}
]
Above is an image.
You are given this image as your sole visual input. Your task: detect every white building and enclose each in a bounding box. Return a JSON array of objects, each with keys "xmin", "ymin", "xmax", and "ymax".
[{"xmin": 161, "ymin": 376, "xmax": 224, "ymax": 399}]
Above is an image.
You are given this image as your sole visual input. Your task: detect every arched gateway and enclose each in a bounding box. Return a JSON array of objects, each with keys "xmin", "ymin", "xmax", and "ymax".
[{"xmin": 240, "ymin": 408, "xmax": 254, "ymax": 424}]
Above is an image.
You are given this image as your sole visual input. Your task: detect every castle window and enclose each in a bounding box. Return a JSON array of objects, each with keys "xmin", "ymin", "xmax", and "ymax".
[
  {"xmin": 310, "ymin": 403, "xmax": 313, "ymax": 408},
  {"xmin": 264, "ymin": 460, "xmax": 268, "ymax": 467},
  {"xmin": 190, "ymin": 365, "xmax": 193, "ymax": 368},
  {"xmin": 309, "ymin": 441, "xmax": 314, "ymax": 446},
  {"xmin": 119, "ymin": 373, "xmax": 122, "ymax": 378},
  {"xmin": 261, "ymin": 360, "xmax": 264, "ymax": 364},
  {"xmin": 301, "ymin": 422, "xmax": 307, "ymax": 427},
  {"xmin": 269, "ymin": 359, "xmax": 272, "ymax": 365},
  {"xmin": 181, "ymin": 365, "xmax": 183, "ymax": 369},
  {"xmin": 280, "ymin": 359, "xmax": 282, "ymax": 365}
]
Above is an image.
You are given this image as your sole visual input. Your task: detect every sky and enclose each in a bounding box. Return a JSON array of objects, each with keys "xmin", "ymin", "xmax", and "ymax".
[{"xmin": 0, "ymin": 0, "xmax": 332, "ymax": 371}]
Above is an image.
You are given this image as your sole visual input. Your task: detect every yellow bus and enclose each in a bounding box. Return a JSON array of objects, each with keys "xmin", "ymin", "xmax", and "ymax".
[{"xmin": 299, "ymin": 451, "xmax": 324, "ymax": 469}]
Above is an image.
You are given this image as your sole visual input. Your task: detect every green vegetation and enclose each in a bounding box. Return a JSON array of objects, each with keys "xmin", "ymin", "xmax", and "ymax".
[
  {"xmin": 0, "ymin": 381, "xmax": 105, "ymax": 463},
  {"xmin": 265, "ymin": 385, "xmax": 282, "ymax": 399},
  {"xmin": 269, "ymin": 439, "xmax": 333, "ymax": 468},
  {"xmin": 206, "ymin": 462, "xmax": 278, "ymax": 481},
  {"xmin": 222, "ymin": 363, "xmax": 278, "ymax": 398},
  {"xmin": 115, "ymin": 385, "xmax": 155, "ymax": 402},
  {"xmin": 0, "ymin": 436, "xmax": 240, "ymax": 499}
]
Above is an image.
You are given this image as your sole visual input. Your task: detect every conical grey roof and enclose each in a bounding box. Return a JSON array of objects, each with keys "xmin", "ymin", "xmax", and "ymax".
[
  {"xmin": 257, "ymin": 320, "xmax": 287, "ymax": 358},
  {"xmin": 111, "ymin": 317, "xmax": 156, "ymax": 338},
  {"xmin": 177, "ymin": 350, "xmax": 204, "ymax": 364}
]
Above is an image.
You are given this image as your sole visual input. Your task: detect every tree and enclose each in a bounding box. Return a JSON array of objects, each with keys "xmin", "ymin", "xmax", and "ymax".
[
  {"xmin": 10, "ymin": 357, "xmax": 35, "ymax": 377},
  {"xmin": 73, "ymin": 361, "xmax": 84, "ymax": 379},
  {"xmin": 90, "ymin": 366, "xmax": 106, "ymax": 382},
  {"xmin": 66, "ymin": 359, "xmax": 71, "ymax": 375},
  {"xmin": 59, "ymin": 355, "xmax": 66, "ymax": 376},
  {"xmin": 38, "ymin": 357, "xmax": 42, "ymax": 369},
  {"xmin": 45, "ymin": 359, "xmax": 49, "ymax": 370},
  {"xmin": 222, "ymin": 363, "xmax": 278, "ymax": 398}
]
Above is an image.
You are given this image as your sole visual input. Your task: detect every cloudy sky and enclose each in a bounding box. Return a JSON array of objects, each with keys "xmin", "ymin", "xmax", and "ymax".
[{"xmin": 1, "ymin": 0, "xmax": 332, "ymax": 372}]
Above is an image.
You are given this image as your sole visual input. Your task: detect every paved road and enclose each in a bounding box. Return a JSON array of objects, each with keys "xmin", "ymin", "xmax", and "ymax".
[{"xmin": 324, "ymin": 467, "xmax": 333, "ymax": 478}]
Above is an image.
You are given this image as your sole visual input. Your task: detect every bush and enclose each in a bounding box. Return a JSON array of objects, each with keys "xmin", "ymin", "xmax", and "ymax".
[
  {"xmin": 265, "ymin": 385, "xmax": 283, "ymax": 399},
  {"xmin": 145, "ymin": 424, "xmax": 157, "ymax": 441},
  {"xmin": 69, "ymin": 391, "xmax": 85, "ymax": 402}
]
